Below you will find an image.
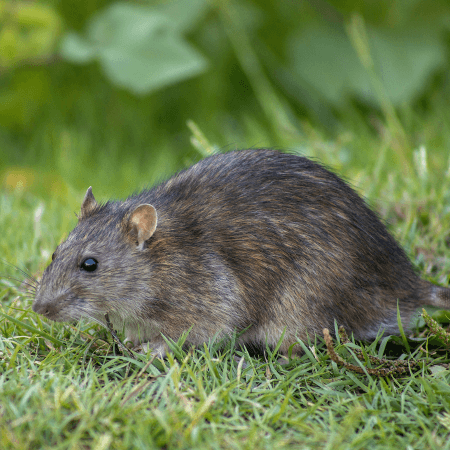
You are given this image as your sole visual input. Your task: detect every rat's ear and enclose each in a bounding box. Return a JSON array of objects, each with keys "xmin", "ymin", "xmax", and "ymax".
[
  {"xmin": 129, "ymin": 204, "xmax": 158, "ymax": 250},
  {"xmin": 79, "ymin": 187, "xmax": 98, "ymax": 220}
]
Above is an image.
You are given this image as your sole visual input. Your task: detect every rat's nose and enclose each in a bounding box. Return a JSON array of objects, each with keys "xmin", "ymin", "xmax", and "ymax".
[{"xmin": 32, "ymin": 296, "xmax": 63, "ymax": 320}]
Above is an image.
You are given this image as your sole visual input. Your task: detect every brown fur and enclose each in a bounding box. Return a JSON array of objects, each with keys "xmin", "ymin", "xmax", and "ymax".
[{"xmin": 32, "ymin": 149, "xmax": 450, "ymax": 357}]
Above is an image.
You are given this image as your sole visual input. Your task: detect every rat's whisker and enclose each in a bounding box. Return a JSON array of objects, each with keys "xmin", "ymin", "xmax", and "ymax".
[
  {"xmin": 0, "ymin": 275, "xmax": 37, "ymax": 292},
  {"xmin": 0, "ymin": 258, "xmax": 39, "ymax": 284}
]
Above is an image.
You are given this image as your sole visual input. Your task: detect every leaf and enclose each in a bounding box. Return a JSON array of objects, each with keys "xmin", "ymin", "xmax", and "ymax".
[
  {"xmin": 99, "ymin": 32, "xmax": 207, "ymax": 95},
  {"xmin": 287, "ymin": 21, "xmax": 446, "ymax": 107},
  {"xmin": 429, "ymin": 365, "xmax": 447, "ymax": 376},
  {"xmin": 60, "ymin": 32, "xmax": 96, "ymax": 63},
  {"xmin": 288, "ymin": 24, "xmax": 370, "ymax": 105},
  {"xmin": 0, "ymin": 1, "xmax": 62, "ymax": 70},
  {"xmin": 155, "ymin": 0, "xmax": 209, "ymax": 33},
  {"xmin": 430, "ymin": 309, "xmax": 450, "ymax": 324},
  {"xmin": 59, "ymin": 2, "xmax": 208, "ymax": 95},
  {"xmin": 369, "ymin": 27, "xmax": 446, "ymax": 104},
  {"xmin": 416, "ymin": 307, "xmax": 450, "ymax": 328}
]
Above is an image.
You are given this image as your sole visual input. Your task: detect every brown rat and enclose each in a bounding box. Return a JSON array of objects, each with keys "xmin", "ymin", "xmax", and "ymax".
[{"xmin": 32, "ymin": 149, "xmax": 450, "ymax": 357}]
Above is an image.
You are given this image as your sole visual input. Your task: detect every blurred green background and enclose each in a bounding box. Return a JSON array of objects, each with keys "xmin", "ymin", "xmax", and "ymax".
[{"xmin": 1, "ymin": 0, "xmax": 450, "ymax": 207}]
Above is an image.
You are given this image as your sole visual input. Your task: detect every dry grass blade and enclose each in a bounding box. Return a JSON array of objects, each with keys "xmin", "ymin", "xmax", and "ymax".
[
  {"xmin": 105, "ymin": 312, "xmax": 136, "ymax": 359},
  {"xmin": 323, "ymin": 328, "xmax": 415, "ymax": 376}
]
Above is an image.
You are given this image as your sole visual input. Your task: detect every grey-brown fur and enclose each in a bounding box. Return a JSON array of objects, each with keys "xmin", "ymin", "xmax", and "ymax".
[{"xmin": 33, "ymin": 149, "xmax": 450, "ymax": 357}]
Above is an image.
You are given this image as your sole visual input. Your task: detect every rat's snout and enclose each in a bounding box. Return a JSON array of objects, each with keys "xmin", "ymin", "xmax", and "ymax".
[{"xmin": 32, "ymin": 297, "xmax": 63, "ymax": 320}]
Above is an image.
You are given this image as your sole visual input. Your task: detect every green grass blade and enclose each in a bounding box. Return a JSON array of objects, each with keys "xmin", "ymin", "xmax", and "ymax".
[{"xmin": 0, "ymin": 311, "xmax": 64, "ymax": 346}]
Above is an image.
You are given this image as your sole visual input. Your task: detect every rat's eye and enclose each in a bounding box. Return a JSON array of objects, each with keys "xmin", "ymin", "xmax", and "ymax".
[
  {"xmin": 81, "ymin": 258, "xmax": 98, "ymax": 272},
  {"xmin": 51, "ymin": 252, "xmax": 56, "ymax": 261}
]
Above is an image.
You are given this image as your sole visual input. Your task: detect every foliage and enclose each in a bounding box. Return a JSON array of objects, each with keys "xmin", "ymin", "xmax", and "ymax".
[
  {"xmin": 0, "ymin": 0, "xmax": 62, "ymax": 69},
  {"xmin": 0, "ymin": 0, "xmax": 449, "ymax": 138},
  {"xmin": 57, "ymin": 0, "xmax": 450, "ymax": 107},
  {"xmin": 287, "ymin": 16, "xmax": 446, "ymax": 106},
  {"xmin": 61, "ymin": 1, "xmax": 209, "ymax": 94}
]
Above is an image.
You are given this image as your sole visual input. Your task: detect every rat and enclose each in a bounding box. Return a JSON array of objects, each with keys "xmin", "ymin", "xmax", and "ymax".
[{"xmin": 32, "ymin": 149, "xmax": 450, "ymax": 358}]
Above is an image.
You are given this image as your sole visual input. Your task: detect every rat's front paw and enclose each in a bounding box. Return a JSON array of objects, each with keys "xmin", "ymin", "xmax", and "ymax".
[{"xmin": 133, "ymin": 341, "xmax": 167, "ymax": 359}]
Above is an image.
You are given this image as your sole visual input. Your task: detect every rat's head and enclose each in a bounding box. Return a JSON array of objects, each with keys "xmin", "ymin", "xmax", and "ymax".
[{"xmin": 32, "ymin": 187, "xmax": 158, "ymax": 326}]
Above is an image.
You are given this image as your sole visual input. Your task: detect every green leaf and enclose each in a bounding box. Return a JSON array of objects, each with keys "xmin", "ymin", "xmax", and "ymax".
[
  {"xmin": 429, "ymin": 365, "xmax": 447, "ymax": 376},
  {"xmin": 99, "ymin": 32, "xmax": 207, "ymax": 95},
  {"xmin": 430, "ymin": 309, "xmax": 450, "ymax": 324},
  {"xmin": 59, "ymin": 2, "xmax": 208, "ymax": 95},
  {"xmin": 287, "ymin": 21, "xmax": 446, "ymax": 107},
  {"xmin": 369, "ymin": 27, "xmax": 446, "ymax": 104},
  {"xmin": 0, "ymin": 1, "xmax": 62, "ymax": 70},
  {"xmin": 60, "ymin": 32, "xmax": 96, "ymax": 63},
  {"xmin": 155, "ymin": 0, "xmax": 209, "ymax": 33}
]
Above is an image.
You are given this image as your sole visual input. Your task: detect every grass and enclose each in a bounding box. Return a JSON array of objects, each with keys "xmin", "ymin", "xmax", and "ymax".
[
  {"xmin": 0, "ymin": 304, "xmax": 449, "ymax": 449},
  {"xmin": 2, "ymin": 134, "xmax": 450, "ymax": 449}
]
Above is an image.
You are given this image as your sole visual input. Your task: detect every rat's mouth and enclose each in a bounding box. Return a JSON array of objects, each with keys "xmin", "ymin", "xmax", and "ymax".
[{"xmin": 32, "ymin": 293, "xmax": 81, "ymax": 323}]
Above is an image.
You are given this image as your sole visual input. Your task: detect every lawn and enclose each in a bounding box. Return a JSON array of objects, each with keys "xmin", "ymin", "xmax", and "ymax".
[
  {"xmin": 2, "ymin": 128, "xmax": 450, "ymax": 449},
  {"xmin": 1, "ymin": 1, "xmax": 450, "ymax": 449}
]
